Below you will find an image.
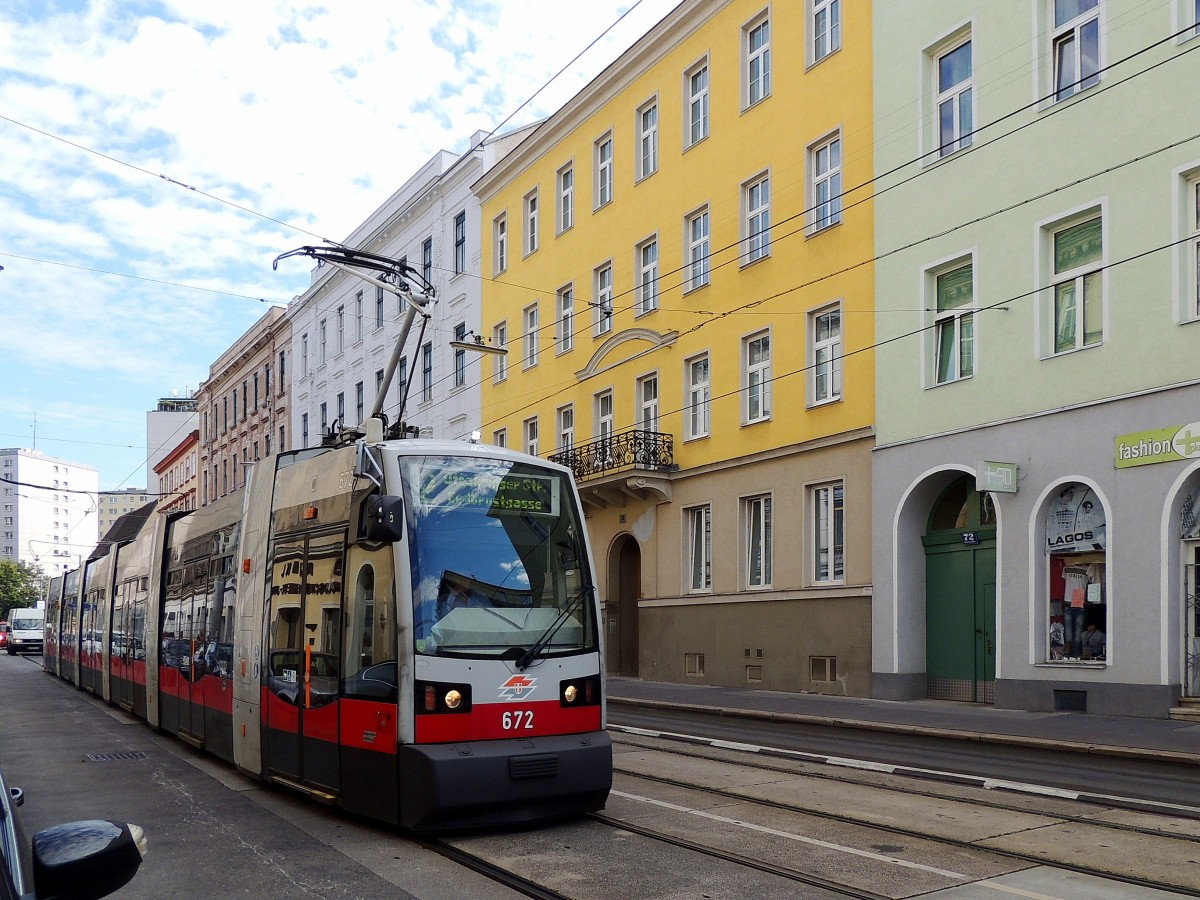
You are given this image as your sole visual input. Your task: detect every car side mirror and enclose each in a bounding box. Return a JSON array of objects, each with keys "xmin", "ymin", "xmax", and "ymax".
[
  {"xmin": 32, "ymin": 819, "xmax": 146, "ymax": 900},
  {"xmin": 360, "ymin": 495, "xmax": 404, "ymax": 544}
]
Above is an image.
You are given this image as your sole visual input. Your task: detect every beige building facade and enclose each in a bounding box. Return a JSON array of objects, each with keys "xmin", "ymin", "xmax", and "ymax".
[
  {"xmin": 154, "ymin": 430, "xmax": 198, "ymax": 515},
  {"xmin": 196, "ymin": 307, "xmax": 292, "ymax": 506}
]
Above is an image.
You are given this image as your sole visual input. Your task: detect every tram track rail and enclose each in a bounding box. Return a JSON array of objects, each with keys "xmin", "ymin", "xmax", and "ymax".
[
  {"xmin": 586, "ymin": 811, "xmax": 891, "ymax": 900},
  {"xmin": 412, "ymin": 834, "xmax": 574, "ymax": 900},
  {"xmin": 613, "ymin": 726, "xmax": 1200, "ymax": 839},
  {"xmin": 613, "ymin": 765, "xmax": 1200, "ymax": 898}
]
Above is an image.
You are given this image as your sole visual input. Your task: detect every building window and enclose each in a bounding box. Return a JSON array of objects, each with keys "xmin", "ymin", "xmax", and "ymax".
[
  {"xmin": 594, "ymin": 263, "xmax": 614, "ymax": 336},
  {"xmin": 811, "ymin": 304, "xmax": 843, "ymax": 403},
  {"xmin": 810, "ymin": 135, "xmax": 842, "ymax": 232},
  {"xmin": 375, "ymin": 367, "xmax": 385, "ymax": 397},
  {"xmin": 744, "ymin": 174, "xmax": 771, "ymax": 263},
  {"xmin": 932, "ymin": 262, "xmax": 975, "ymax": 383},
  {"xmin": 355, "ymin": 290, "xmax": 364, "ymax": 340},
  {"xmin": 493, "ymin": 321, "xmax": 508, "ymax": 383},
  {"xmin": 557, "ymin": 163, "xmax": 574, "ymax": 233},
  {"xmin": 595, "ymin": 390, "xmax": 614, "ymax": 441},
  {"xmin": 355, "ymin": 382, "xmax": 364, "ymax": 424},
  {"xmin": 812, "ymin": 0, "xmax": 841, "ymax": 64},
  {"xmin": 1049, "ymin": 214, "xmax": 1103, "ymax": 354},
  {"xmin": 319, "ymin": 319, "xmax": 327, "ymax": 365},
  {"xmin": 452, "ymin": 212, "xmax": 466, "ymax": 275},
  {"xmin": 337, "ymin": 305, "xmax": 345, "ymax": 354},
  {"xmin": 375, "ymin": 287, "xmax": 384, "ymax": 329},
  {"xmin": 319, "ymin": 402, "xmax": 328, "ymax": 434},
  {"xmin": 744, "ymin": 331, "xmax": 771, "ymax": 423},
  {"xmin": 595, "ymin": 133, "xmax": 613, "ymax": 208},
  {"xmin": 685, "ymin": 59, "xmax": 709, "ymax": 148},
  {"xmin": 337, "ymin": 391, "xmax": 345, "ymax": 425},
  {"xmin": 557, "ymin": 285, "xmax": 574, "ymax": 353},
  {"xmin": 279, "ymin": 349, "xmax": 285, "ymax": 383},
  {"xmin": 686, "ymin": 505, "xmax": 712, "ymax": 592},
  {"xmin": 936, "ymin": 38, "xmax": 973, "ymax": 157},
  {"xmin": 637, "ymin": 373, "xmax": 659, "ymax": 432},
  {"xmin": 453, "ymin": 323, "xmax": 467, "ymax": 387},
  {"xmin": 812, "ymin": 481, "xmax": 845, "ymax": 583},
  {"xmin": 743, "ymin": 494, "xmax": 773, "ymax": 589},
  {"xmin": 686, "ymin": 207, "xmax": 710, "ymax": 291},
  {"xmin": 524, "ymin": 417, "xmax": 539, "ymax": 456},
  {"xmin": 685, "ymin": 353, "xmax": 711, "ymax": 440},
  {"xmin": 636, "ymin": 237, "xmax": 659, "ymax": 315},
  {"xmin": 523, "ymin": 303, "xmax": 539, "ymax": 368},
  {"xmin": 301, "ymin": 413, "xmax": 309, "ymax": 448},
  {"xmin": 398, "ymin": 357, "xmax": 408, "ymax": 410},
  {"xmin": 1053, "ymin": 0, "xmax": 1100, "ymax": 101},
  {"xmin": 744, "ymin": 12, "xmax": 770, "ymax": 107},
  {"xmin": 524, "ymin": 189, "xmax": 539, "ymax": 255},
  {"xmin": 557, "ymin": 405, "xmax": 574, "ymax": 451},
  {"xmin": 493, "ymin": 428, "xmax": 507, "ymax": 448},
  {"xmin": 422, "ymin": 237, "xmax": 433, "ymax": 286},
  {"xmin": 1188, "ymin": 176, "xmax": 1200, "ymax": 319},
  {"xmin": 279, "ymin": 425, "xmax": 285, "ymax": 451},
  {"xmin": 637, "ymin": 99, "xmax": 659, "ymax": 180},
  {"xmin": 253, "ymin": 372, "xmax": 260, "ymax": 408},
  {"xmin": 1046, "ymin": 483, "xmax": 1107, "ymax": 662},
  {"xmin": 493, "ymin": 213, "xmax": 507, "ymax": 275},
  {"xmin": 421, "ymin": 342, "xmax": 433, "ymax": 402}
]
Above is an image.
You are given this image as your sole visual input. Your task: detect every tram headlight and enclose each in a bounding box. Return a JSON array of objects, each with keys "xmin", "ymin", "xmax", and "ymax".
[
  {"xmin": 415, "ymin": 680, "xmax": 472, "ymax": 714},
  {"xmin": 560, "ymin": 675, "xmax": 601, "ymax": 707},
  {"xmin": 444, "ymin": 689, "xmax": 463, "ymax": 709}
]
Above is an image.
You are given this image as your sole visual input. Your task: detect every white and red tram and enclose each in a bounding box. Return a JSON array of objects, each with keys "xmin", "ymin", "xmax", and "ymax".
[{"xmin": 45, "ymin": 433, "xmax": 611, "ymax": 830}]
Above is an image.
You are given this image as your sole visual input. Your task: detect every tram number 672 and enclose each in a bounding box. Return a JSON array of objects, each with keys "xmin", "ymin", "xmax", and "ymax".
[{"xmin": 502, "ymin": 709, "xmax": 534, "ymax": 731}]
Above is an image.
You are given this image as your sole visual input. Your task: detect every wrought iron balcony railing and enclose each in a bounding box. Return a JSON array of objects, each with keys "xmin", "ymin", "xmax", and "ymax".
[{"xmin": 548, "ymin": 428, "xmax": 674, "ymax": 481}]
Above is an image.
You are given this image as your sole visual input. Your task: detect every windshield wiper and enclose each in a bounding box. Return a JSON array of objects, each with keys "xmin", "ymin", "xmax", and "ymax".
[{"xmin": 515, "ymin": 587, "xmax": 592, "ymax": 672}]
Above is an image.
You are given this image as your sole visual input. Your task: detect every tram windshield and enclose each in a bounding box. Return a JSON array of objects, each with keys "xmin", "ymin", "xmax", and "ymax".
[{"xmin": 401, "ymin": 455, "xmax": 597, "ymax": 660}]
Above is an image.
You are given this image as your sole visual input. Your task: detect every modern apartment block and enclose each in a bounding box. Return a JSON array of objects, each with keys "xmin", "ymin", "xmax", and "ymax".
[
  {"xmin": 476, "ymin": 0, "xmax": 876, "ymax": 694},
  {"xmin": 97, "ymin": 487, "xmax": 153, "ymax": 538},
  {"xmin": 195, "ymin": 307, "xmax": 291, "ymax": 505},
  {"xmin": 286, "ymin": 129, "xmax": 535, "ymax": 451},
  {"xmin": 871, "ymin": 0, "xmax": 1200, "ymax": 716},
  {"xmin": 0, "ymin": 448, "xmax": 99, "ymax": 576}
]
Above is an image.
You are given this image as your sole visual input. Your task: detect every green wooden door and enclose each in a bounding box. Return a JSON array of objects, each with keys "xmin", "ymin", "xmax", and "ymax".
[{"xmin": 924, "ymin": 477, "xmax": 997, "ymax": 703}]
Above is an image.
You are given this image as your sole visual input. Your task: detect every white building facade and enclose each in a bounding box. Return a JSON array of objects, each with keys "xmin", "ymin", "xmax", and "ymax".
[
  {"xmin": 0, "ymin": 448, "xmax": 99, "ymax": 575},
  {"xmin": 287, "ymin": 128, "xmax": 536, "ymax": 447}
]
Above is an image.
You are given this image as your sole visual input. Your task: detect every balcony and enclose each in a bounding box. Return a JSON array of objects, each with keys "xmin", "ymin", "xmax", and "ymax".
[{"xmin": 548, "ymin": 428, "xmax": 675, "ymax": 509}]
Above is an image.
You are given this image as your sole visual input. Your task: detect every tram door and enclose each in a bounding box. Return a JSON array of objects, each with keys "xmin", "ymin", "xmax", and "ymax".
[{"xmin": 266, "ymin": 531, "xmax": 345, "ymax": 795}]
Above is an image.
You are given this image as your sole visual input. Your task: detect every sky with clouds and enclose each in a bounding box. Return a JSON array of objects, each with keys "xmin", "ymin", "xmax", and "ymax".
[{"xmin": 0, "ymin": 0, "xmax": 680, "ymax": 491}]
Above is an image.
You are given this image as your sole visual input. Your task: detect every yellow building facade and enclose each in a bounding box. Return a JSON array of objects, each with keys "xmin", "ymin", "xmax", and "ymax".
[{"xmin": 475, "ymin": 0, "xmax": 875, "ymax": 694}]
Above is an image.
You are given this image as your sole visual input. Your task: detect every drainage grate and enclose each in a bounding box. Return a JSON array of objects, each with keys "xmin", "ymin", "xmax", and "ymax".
[{"xmin": 84, "ymin": 751, "xmax": 148, "ymax": 763}]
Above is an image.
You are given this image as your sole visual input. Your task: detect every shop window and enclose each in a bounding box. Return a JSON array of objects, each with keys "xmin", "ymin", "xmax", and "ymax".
[{"xmin": 1046, "ymin": 483, "xmax": 1107, "ymax": 662}]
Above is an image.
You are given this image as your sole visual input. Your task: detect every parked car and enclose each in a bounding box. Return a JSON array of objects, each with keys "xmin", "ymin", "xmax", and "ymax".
[
  {"xmin": 0, "ymin": 624, "xmax": 8, "ymax": 651},
  {"xmin": 0, "ymin": 762, "xmax": 145, "ymax": 899}
]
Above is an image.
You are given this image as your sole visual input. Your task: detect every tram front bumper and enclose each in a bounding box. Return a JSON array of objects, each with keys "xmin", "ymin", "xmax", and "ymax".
[{"xmin": 397, "ymin": 730, "xmax": 612, "ymax": 832}]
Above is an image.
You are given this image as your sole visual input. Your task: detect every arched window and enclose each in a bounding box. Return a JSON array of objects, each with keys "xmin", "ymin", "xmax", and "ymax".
[{"xmin": 1045, "ymin": 483, "xmax": 1107, "ymax": 663}]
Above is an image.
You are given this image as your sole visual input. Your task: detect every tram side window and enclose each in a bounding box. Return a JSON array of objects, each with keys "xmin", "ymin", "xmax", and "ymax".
[
  {"xmin": 1046, "ymin": 483, "xmax": 1107, "ymax": 663},
  {"xmin": 343, "ymin": 554, "xmax": 397, "ymax": 701}
]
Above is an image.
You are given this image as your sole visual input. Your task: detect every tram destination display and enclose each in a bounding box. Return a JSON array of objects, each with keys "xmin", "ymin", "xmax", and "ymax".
[{"xmin": 413, "ymin": 458, "xmax": 560, "ymax": 518}]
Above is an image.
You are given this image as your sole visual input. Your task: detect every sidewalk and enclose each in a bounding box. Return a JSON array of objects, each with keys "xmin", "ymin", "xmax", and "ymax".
[{"xmin": 606, "ymin": 676, "xmax": 1200, "ymax": 765}]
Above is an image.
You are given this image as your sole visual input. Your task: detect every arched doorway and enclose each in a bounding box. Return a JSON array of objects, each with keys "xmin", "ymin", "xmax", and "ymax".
[
  {"xmin": 606, "ymin": 534, "xmax": 640, "ymax": 676},
  {"xmin": 923, "ymin": 476, "xmax": 997, "ymax": 702}
]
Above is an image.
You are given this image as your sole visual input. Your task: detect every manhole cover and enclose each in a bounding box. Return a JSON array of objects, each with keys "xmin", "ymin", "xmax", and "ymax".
[{"xmin": 84, "ymin": 751, "xmax": 148, "ymax": 762}]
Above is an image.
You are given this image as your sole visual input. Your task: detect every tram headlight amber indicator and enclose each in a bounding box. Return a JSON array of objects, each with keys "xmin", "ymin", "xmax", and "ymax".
[
  {"xmin": 415, "ymin": 680, "xmax": 472, "ymax": 714},
  {"xmin": 560, "ymin": 675, "xmax": 601, "ymax": 707}
]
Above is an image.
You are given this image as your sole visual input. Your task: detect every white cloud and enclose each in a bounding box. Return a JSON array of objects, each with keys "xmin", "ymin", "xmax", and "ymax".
[{"xmin": 0, "ymin": 0, "xmax": 679, "ymax": 488}]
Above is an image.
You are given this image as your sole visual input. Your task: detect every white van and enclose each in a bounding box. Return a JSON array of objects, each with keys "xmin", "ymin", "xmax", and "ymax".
[{"xmin": 7, "ymin": 607, "xmax": 45, "ymax": 655}]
